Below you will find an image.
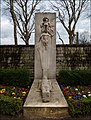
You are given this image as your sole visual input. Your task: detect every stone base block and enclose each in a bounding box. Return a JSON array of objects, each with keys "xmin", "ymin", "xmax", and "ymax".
[
  {"xmin": 24, "ymin": 107, "xmax": 68, "ymax": 119},
  {"xmin": 23, "ymin": 79, "xmax": 69, "ymax": 119}
]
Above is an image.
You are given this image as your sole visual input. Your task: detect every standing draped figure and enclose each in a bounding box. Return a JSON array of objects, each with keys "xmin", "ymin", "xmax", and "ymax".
[
  {"xmin": 36, "ymin": 17, "xmax": 54, "ymax": 80},
  {"xmin": 36, "ymin": 17, "xmax": 54, "ymax": 102}
]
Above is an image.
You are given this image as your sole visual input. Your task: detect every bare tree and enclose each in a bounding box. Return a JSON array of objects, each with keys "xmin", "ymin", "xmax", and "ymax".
[
  {"xmin": 79, "ymin": 31, "xmax": 91, "ymax": 44},
  {"xmin": 86, "ymin": 0, "xmax": 91, "ymax": 18},
  {"xmin": 3, "ymin": 0, "xmax": 41, "ymax": 45},
  {"xmin": 50, "ymin": 0, "xmax": 89, "ymax": 44},
  {"xmin": 2, "ymin": 0, "xmax": 18, "ymax": 45},
  {"xmin": 57, "ymin": 31, "xmax": 64, "ymax": 44},
  {"xmin": 10, "ymin": 0, "xmax": 17, "ymax": 45}
]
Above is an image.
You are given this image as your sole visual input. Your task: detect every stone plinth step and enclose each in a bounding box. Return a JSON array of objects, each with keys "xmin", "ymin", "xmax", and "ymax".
[{"xmin": 23, "ymin": 79, "xmax": 69, "ymax": 119}]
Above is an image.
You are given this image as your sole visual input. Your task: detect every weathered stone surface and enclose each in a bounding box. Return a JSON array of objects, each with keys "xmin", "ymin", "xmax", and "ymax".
[
  {"xmin": 35, "ymin": 13, "xmax": 56, "ymax": 80},
  {"xmin": 0, "ymin": 45, "xmax": 34, "ymax": 80},
  {"xmin": 41, "ymin": 78, "xmax": 51, "ymax": 102},
  {"xmin": 24, "ymin": 79, "xmax": 68, "ymax": 119},
  {"xmin": 35, "ymin": 13, "xmax": 56, "ymax": 102},
  {"xmin": 1, "ymin": 114, "xmax": 91, "ymax": 120}
]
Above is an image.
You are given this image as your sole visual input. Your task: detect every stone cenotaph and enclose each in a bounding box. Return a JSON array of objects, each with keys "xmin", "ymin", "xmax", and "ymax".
[{"xmin": 24, "ymin": 13, "xmax": 68, "ymax": 119}]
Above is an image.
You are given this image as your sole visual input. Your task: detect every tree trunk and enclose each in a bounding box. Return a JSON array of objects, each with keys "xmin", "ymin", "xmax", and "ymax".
[
  {"xmin": 13, "ymin": 19, "xmax": 17, "ymax": 45},
  {"xmin": 10, "ymin": 0, "xmax": 18, "ymax": 45},
  {"xmin": 25, "ymin": 41, "xmax": 29, "ymax": 45},
  {"xmin": 69, "ymin": 34, "xmax": 73, "ymax": 44},
  {"xmin": 69, "ymin": 30, "xmax": 75, "ymax": 44}
]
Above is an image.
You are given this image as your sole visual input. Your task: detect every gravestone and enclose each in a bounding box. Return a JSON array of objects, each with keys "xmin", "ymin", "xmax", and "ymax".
[
  {"xmin": 35, "ymin": 13, "xmax": 56, "ymax": 80},
  {"xmin": 35, "ymin": 13, "xmax": 56, "ymax": 102},
  {"xmin": 24, "ymin": 13, "xmax": 68, "ymax": 119}
]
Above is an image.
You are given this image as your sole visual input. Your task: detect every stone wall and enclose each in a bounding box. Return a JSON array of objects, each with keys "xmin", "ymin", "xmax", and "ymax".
[
  {"xmin": 0, "ymin": 45, "xmax": 91, "ymax": 76},
  {"xmin": 56, "ymin": 45, "xmax": 91, "ymax": 74},
  {"xmin": 0, "ymin": 45, "xmax": 34, "ymax": 78}
]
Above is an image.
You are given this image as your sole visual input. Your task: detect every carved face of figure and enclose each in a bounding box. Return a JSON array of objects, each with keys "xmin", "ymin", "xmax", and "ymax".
[
  {"xmin": 42, "ymin": 17, "xmax": 50, "ymax": 33},
  {"xmin": 43, "ymin": 17, "xmax": 49, "ymax": 23}
]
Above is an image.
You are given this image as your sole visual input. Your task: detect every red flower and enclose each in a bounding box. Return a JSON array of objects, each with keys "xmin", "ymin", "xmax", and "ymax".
[
  {"xmin": 73, "ymin": 94, "xmax": 76, "ymax": 96},
  {"xmin": 69, "ymin": 94, "xmax": 73, "ymax": 96},
  {"xmin": 64, "ymin": 91, "xmax": 68, "ymax": 95},
  {"xmin": 63, "ymin": 87, "xmax": 68, "ymax": 91},
  {"xmin": 26, "ymin": 89, "xmax": 29, "ymax": 93},
  {"xmin": 1, "ymin": 85, "xmax": 7, "ymax": 89}
]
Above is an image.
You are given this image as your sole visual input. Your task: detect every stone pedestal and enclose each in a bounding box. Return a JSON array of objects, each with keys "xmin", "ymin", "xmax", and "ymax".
[
  {"xmin": 23, "ymin": 13, "xmax": 68, "ymax": 119},
  {"xmin": 24, "ymin": 79, "xmax": 69, "ymax": 119}
]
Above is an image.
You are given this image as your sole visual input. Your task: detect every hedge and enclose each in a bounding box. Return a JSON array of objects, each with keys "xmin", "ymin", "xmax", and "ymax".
[
  {"xmin": 68, "ymin": 97, "xmax": 91, "ymax": 117},
  {"xmin": 0, "ymin": 68, "xmax": 32, "ymax": 87},
  {"xmin": 57, "ymin": 70, "xmax": 91, "ymax": 86},
  {"xmin": 0, "ymin": 95, "xmax": 23, "ymax": 115}
]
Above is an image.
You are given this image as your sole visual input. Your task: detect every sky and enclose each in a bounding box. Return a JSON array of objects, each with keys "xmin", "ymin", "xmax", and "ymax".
[{"xmin": 0, "ymin": 0, "xmax": 91, "ymax": 45}]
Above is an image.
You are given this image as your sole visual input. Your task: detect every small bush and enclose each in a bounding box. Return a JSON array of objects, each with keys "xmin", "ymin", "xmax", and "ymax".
[
  {"xmin": 68, "ymin": 97, "xmax": 91, "ymax": 117},
  {"xmin": 57, "ymin": 70, "xmax": 91, "ymax": 86},
  {"xmin": 0, "ymin": 95, "xmax": 23, "ymax": 115},
  {"xmin": 0, "ymin": 68, "xmax": 32, "ymax": 87}
]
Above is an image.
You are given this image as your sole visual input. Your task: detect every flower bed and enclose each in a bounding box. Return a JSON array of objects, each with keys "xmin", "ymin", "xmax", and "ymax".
[
  {"xmin": 61, "ymin": 85, "xmax": 91, "ymax": 116},
  {"xmin": 0, "ymin": 85, "xmax": 30, "ymax": 115},
  {"xmin": 61, "ymin": 85, "xmax": 91, "ymax": 100},
  {"xmin": 0, "ymin": 85, "xmax": 30, "ymax": 102}
]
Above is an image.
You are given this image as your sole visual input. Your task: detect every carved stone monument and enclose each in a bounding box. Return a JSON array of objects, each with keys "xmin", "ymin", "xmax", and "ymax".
[
  {"xmin": 24, "ymin": 13, "xmax": 68, "ymax": 119},
  {"xmin": 35, "ymin": 14, "xmax": 56, "ymax": 102},
  {"xmin": 35, "ymin": 13, "xmax": 56, "ymax": 80}
]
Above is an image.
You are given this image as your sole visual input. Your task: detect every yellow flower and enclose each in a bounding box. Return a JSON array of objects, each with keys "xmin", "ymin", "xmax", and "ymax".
[
  {"xmin": 1, "ymin": 89, "xmax": 6, "ymax": 93},
  {"xmin": 22, "ymin": 91, "xmax": 26, "ymax": 96},
  {"xmin": 14, "ymin": 97, "xmax": 16, "ymax": 99},
  {"xmin": 12, "ymin": 92, "xmax": 16, "ymax": 95},
  {"xmin": 0, "ymin": 90, "xmax": 3, "ymax": 94},
  {"xmin": 28, "ymin": 86, "xmax": 30, "ymax": 88},
  {"xmin": 68, "ymin": 96, "xmax": 72, "ymax": 99}
]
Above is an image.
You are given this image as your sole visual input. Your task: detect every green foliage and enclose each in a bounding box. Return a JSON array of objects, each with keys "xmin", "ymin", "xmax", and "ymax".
[
  {"xmin": 57, "ymin": 70, "xmax": 91, "ymax": 86},
  {"xmin": 0, "ymin": 95, "xmax": 23, "ymax": 115},
  {"xmin": 0, "ymin": 68, "xmax": 32, "ymax": 87},
  {"xmin": 68, "ymin": 97, "xmax": 91, "ymax": 117}
]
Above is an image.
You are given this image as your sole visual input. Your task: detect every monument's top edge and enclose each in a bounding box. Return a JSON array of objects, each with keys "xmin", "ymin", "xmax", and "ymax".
[{"xmin": 35, "ymin": 12, "xmax": 56, "ymax": 14}]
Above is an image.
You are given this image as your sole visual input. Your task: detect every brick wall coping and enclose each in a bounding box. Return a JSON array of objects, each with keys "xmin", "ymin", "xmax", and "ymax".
[{"xmin": 0, "ymin": 44, "xmax": 91, "ymax": 47}]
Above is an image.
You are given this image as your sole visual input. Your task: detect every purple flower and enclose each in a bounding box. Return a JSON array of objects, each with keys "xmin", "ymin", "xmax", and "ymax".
[
  {"xmin": 72, "ymin": 96, "xmax": 77, "ymax": 100},
  {"xmin": 17, "ymin": 89, "xmax": 20, "ymax": 93},
  {"xmin": 22, "ymin": 88, "xmax": 25, "ymax": 91},
  {"xmin": 78, "ymin": 94, "xmax": 83, "ymax": 99}
]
